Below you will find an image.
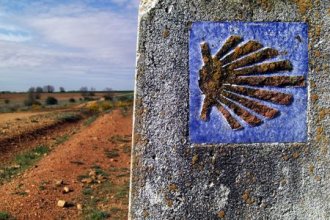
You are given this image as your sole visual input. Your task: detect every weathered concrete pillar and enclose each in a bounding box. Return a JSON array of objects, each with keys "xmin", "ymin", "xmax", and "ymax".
[{"xmin": 129, "ymin": 1, "xmax": 329, "ymax": 219}]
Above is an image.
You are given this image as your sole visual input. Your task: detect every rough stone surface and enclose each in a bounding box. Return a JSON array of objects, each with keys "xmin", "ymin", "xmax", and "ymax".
[{"xmin": 129, "ymin": 0, "xmax": 330, "ymax": 219}]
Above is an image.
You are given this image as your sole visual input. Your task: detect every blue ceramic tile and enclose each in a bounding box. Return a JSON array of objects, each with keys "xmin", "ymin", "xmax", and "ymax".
[{"xmin": 189, "ymin": 22, "xmax": 308, "ymax": 144}]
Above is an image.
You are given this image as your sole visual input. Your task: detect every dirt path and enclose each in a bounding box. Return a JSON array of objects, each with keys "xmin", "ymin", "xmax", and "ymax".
[{"xmin": 0, "ymin": 109, "xmax": 132, "ymax": 219}]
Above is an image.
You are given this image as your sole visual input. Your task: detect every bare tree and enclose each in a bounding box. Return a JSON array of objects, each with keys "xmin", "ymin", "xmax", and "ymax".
[
  {"xmin": 36, "ymin": 87, "xmax": 43, "ymax": 93},
  {"xmin": 28, "ymin": 87, "xmax": 36, "ymax": 93},
  {"xmin": 80, "ymin": 86, "xmax": 89, "ymax": 97},
  {"xmin": 89, "ymin": 87, "xmax": 96, "ymax": 96},
  {"xmin": 103, "ymin": 87, "xmax": 114, "ymax": 101},
  {"xmin": 24, "ymin": 87, "xmax": 40, "ymax": 106},
  {"xmin": 43, "ymin": 85, "xmax": 55, "ymax": 93},
  {"xmin": 35, "ymin": 87, "xmax": 43, "ymax": 99},
  {"xmin": 59, "ymin": 87, "xmax": 66, "ymax": 93}
]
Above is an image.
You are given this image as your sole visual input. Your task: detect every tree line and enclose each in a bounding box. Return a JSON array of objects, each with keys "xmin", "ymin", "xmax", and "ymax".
[
  {"xmin": 22, "ymin": 85, "xmax": 113, "ymax": 106},
  {"xmin": 26, "ymin": 86, "xmax": 112, "ymax": 94},
  {"xmin": 27, "ymin": 85, "xmax": 63, "ymax": 93}
]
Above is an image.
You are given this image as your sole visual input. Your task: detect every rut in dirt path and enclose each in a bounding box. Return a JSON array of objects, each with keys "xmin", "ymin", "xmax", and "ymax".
[{"xmin": 0, "ymin": 113, "xmax": 85, "ymax": 166}]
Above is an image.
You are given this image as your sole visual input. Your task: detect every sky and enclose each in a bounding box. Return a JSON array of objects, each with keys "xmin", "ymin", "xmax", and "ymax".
[{"xmin": 0, "ymin": 0, "xmax": 139, "ymax": 92}]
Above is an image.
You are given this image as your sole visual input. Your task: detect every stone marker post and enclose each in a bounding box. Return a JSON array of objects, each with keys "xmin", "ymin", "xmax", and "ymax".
[{"xmin": 129, "ymin": 1, "xmax": 329, "ymax": 219}]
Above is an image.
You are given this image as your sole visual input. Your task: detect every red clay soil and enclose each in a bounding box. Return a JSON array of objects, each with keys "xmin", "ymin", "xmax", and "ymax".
[{"xmin": 0, "ymin": 109, "xmax": 132, "ymax": 219}]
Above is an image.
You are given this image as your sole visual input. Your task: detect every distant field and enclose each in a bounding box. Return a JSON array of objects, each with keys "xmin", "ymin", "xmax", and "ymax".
[
  {"xmin": 0, "ymin": 92, "xmax": 127, "ymax": 102},
  {"xmin": 0, "ymin": 91, "xmax": 133, "ymax": 113}
]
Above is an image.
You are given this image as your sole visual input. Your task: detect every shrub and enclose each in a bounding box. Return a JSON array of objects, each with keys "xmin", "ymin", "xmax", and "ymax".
[
  {"xmin": 118, "ymin": 94, "xmax": 134, "ymax": 102},
  {"xmin": 4, "ymin": 99, "xmax": 10, "ymax": 104},
  {"xmin": 58, "ymin": 113, "xmax": 82, "ymax": 123},
  {"xmin": 69, "ymin": 98, "xmax": 76, "ymax": 103},
  {"xmin": 0, "ymin": 211, "xmax": 10, "ymax": 220},
  {"xmin": 24, "ymin": 99, "xmax": 41, "ymax": 106},
  {"xmin": 105, "ymin": 149, "xmax": 120, "ymax": 158},
  {"xmin": 103, "ymin": 94, "xmax": 114, "ymax": 101},
  {"xmin": 45, "ymin": 96, "xmax": 58, "ymax": 105},
  {"xmin": 115, "ymin": 101, "xmax": 129, "ymax": 108},
  {"xmin": 35, "ymin": 93, "xmax": 41, "ymax": 99},
  {"xmin": 8, "ymin": 104, "xmax": 20, "ymax": 112},
  {"xmin": 100, "ymin": 101, "xmax": 113, "ymax": 111},
  {"xmin": 31, "ymin": 104, "xmax": 43, "ymax": 111},
  {"xmin": 84, "ymin": 97, "xmax": 95, "ymax": 101},
  {"xmin": 86, "ymin": 102, "xmax": 99, "ymax": 112},
  {"xmin": 87, "ymin": 210, "xmax": 109, "ymax": 220}
]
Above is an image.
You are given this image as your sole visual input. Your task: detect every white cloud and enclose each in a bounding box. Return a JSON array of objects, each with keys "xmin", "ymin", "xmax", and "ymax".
[
  {"xmin": 28, "ymin": 10, "xmax": 137, "ymax": 67},
  {"xmin": 111, "ymin": 0, "xmax": 128, "ymax": 6},
  {"xmin": 0, "ymin": 1, "xmax": 139, "ymax": 91},
  {"xmin": 0, "ymin": 41, "xmax": 83, "ymax": 68},
  {"xmin": 110, "ymin": 0, "xmax": 139, "ymax": 9}
]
